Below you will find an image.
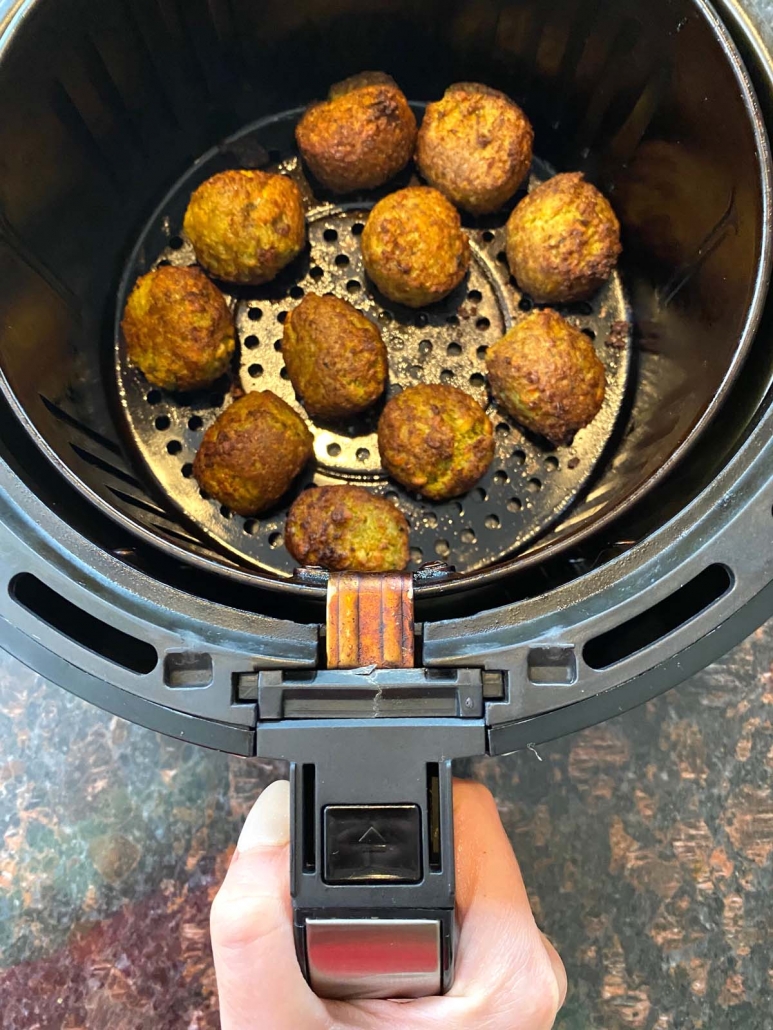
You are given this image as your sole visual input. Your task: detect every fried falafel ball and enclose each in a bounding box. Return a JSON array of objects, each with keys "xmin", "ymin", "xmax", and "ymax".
[
  {"xmin": 121, "ymin": 265, "xmax": 235, "ymax": 391},
  {"xmin": 362, "ymin": 187, "xmax": 470, "ymax": 308},
  {"xmin": 378, "ymin": 384, "xmax": 494, "ymax": 501},
  {"xmin": 506, "ymin": 172, "xmax": 622, "ymax": 303},
  {"xmin": 283, "ymin": 294, "xmax": 388, "ymax": 419},
  {"xmin": 193, "ymin": 391, "xmax": 313, "ymax": 516},
  {"xmin": 295, "ymin": 72, "xmax": 417, "ymax": 193},
  {"xmin": 486, "ymin": 309, "xmax": 605, "ymax": 446},
  {"xmin": 182, "ymin": 170, "xmax": 306, "ymax": 285},
  {"xmin": 285, "ymin": 485, "xmax": 410, "ymax": 572},
  {"xmin": 416, "ymin": 82, "xmax": 534, "ymax": 215}
]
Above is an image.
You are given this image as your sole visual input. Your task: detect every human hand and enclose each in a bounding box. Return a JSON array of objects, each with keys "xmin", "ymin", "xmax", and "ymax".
[{"xmin": 211, "ymin": 778, "xmax": 566, "ymax": 1029}]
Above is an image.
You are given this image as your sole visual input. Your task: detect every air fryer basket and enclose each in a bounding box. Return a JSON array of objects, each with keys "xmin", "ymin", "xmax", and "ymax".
[
  {"xmin": 0, "ymin": 0, "xmax": 769, "ymax": 608},
  {"xmin": 2, "ymin": 0, "xmax": 773, "ymax": 999}
]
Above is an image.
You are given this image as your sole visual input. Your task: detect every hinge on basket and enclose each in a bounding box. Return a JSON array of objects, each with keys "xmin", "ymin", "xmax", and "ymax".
[
  {"xmin": 239, "ymin": 567, "xmax": 500, "ymax": 718},
  {"xmin": 326, "ymin": 572, "xmax": 415, "ymax": 670},
  {"xmin": 251, "ymin": 568, "xmax": 489, "ymax": 720}
]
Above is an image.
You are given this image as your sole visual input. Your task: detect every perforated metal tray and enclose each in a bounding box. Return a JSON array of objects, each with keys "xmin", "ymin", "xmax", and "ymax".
[{"xmin": 115, "ymin": 110, "xmax": 632, "ymax": 578}]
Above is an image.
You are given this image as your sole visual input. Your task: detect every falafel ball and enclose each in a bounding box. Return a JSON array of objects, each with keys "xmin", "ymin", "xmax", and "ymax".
[
  {"xmin": 121, "ymin": 265, "xmax": 235, "ymax": 391},
  {"xmin": 506, "ymin": 172, "xmax": 622, "ymax": 303},
  {"xmin": 193, "ymin": 391, "xmax": 313, "ymax": 516},
  {"xmin": 362, "ymin": 187, "xmax": 470, "ymax": 308},
  {"xmin": 486, "ymin": 309, "xmax": 606, "ymax": 446},
  {"xmin": 377, "ymin": 384, "xmax": 494, "ymax": 500},
  {"xmin": 183, "ymin": 170, "xmax": 306, "ymax": 285},
  {"xmin": 416, "ymin": 82, "xmax": 533, "ymax": 215},
  {"xmin": 283, "ymin": 294, "xmax": 388, "ymax": 419},
  {"xmin": 295, "ymin": 72, "xmax": 417, "ymax": 193},
  {"xmin": 285, "ymin": 485, "xmax": 410, "ymax": 572}
]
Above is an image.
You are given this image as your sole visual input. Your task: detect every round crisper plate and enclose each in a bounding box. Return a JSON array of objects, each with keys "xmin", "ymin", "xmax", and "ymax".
[{"xmin": 115, "ymin": 111, "xmax": 632, "ymax": 578}]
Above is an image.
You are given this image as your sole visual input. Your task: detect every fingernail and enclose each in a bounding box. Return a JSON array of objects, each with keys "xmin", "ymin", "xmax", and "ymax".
[{"xmin": 237, "ymin": 779, "xmax": 291, "ymax": 852}]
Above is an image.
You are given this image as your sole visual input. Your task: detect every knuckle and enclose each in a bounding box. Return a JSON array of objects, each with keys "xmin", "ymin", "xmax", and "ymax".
[
  {"xmin": 456, "ymin": 778, "xmax": 497, "ymax": 812},
  {"xmin": 520, "ymin": 951, "xmax": 562, "ymax": 1029},
  {"xmin": 463, "ymin": 950, "xmax": 561, "ymax": 1030},
  {"xmin": 492, "ymin": 952, "xmax": 561, "ymax": 1029}
]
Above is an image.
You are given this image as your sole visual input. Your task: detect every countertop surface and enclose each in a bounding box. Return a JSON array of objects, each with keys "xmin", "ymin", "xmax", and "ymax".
[{"xmin": 4, "ymin": 2, "xmax": 773, "ymax": 1028}]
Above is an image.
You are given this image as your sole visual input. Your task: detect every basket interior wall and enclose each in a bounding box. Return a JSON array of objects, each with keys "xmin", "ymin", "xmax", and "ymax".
[{"xmin": 0, "ymin": 0, "xmax": 768, "ymax": 584}]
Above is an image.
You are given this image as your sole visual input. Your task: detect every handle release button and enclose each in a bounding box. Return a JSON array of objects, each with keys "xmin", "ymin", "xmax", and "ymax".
[{"xmin": 324, "ymin": 805, "xmax": 422, "ymax": 884}]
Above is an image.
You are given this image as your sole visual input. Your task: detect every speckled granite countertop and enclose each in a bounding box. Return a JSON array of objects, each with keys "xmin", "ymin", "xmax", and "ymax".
[{"xmin": 4, "ymin": 3, "xmax": 773, "ymax": 1028}]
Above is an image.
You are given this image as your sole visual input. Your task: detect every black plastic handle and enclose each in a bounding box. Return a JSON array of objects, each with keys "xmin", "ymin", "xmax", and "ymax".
[{"xmin": 255, "ymin": 677, "xmax": 486, "ymax": 999}]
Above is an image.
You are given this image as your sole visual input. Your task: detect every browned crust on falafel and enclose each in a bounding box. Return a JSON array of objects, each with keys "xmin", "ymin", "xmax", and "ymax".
[
  {"xmin": 285, "ymin": 485, "xmax": 410, "ymax": 572},
  {"xmin": 192, "ymin": 391, "xmax": 313, "ymax": 516},
  {"xmin": 121, "ymin": 265, "xmax": 235, "ymax": 391},
  {"xmin": 328, "ymin": 71, "xmax": 400, "ymax": 98},
  {"xmin": 183, "ymin": 170, "xmax": 306, "ymax": 285},
  {"xmin": 361, "ymin": 187, "xmax": 471, "ymax": 308},
  {"xmin": 377, "ymin": 383, "xmax": 494, "ymax": 500},
  {"xmin": 486, "ymin": 308, "xmax": 606, "ymax": 446},
  {"xmin": 282, "ymin": 294, "xmax": 388, "ymax": 418},
  {"xmin": 417, "ymin": 82, "xmax": 534, "ymax": 215},
  {"xmin": 296, "ymin": 75, "xmax": 417, "ymax": 193},
  {"xmin": 505, "ymin": 172, "xmax": 621, "ymax": 303}
]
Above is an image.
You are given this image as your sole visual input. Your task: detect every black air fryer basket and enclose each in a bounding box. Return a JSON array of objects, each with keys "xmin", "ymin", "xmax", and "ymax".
[{"xmin": 1, "ymin": 0, "xmax": 773, "ymax": 1000}]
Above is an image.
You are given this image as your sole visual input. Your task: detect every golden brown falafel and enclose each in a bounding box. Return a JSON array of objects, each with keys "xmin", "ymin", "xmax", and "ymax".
[
  {"xmin": 285, "ymin": 485, "xmax": 410, "ymax": 572},
  {"xmin": 183, "ymin": 170, "xmax": 306, "ymax": 285},
  {"xmin": 121, "ymin": 265, "xmax": 234, "ymax": 391},
  {"xmin": 377, "ymin": 384, "xmax": 494, "ymax": 501},
  {"xmin": 417, "ymin": 82, "xmax": 533, "ymax": 215},
  {"xmin": 506, "ymin": 172, "xmax": 621, "ymax": 303},
  {"xmin": 282, "ymin": 294, "xmax": 388, "ymax": 419},
  {"xmin": 295, "ymin": 72, "xmax": 417, "ymax": 193},
  {"xmin": 193, "ymin": 391, "xmax": 313, "ymax": 516},
  {"xmin": 361, "ymin": 187, "xmax": 470, "ymax": 308},
  {"xmin": 486, "ymin": 309, "xmax": 605, "ymax": 446}
]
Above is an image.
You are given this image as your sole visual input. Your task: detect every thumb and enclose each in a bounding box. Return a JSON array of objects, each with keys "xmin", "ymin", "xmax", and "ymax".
[{"xmin": 210, "ymin": 780, "xmax": 326, "ymax": 1030}]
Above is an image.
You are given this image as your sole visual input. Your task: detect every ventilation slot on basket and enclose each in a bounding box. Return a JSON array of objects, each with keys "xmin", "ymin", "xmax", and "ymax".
[
  {"xmin": 10, "ymin": 573, "xmax": 157, "ymax": 674},
  {"xmin": 70, "ymin": 443, "xmax": 143, "ymax": 488},
  {"xmin": 583, "ymin": 565, "xmax": 733, "ymax": 670},
  {"xmin": 109, "ymin": 486, "xmax": 169, "ymax": 518},
  {"xmin": 39, "ymin": 395, "xmax": 123, "ymax": 455}
]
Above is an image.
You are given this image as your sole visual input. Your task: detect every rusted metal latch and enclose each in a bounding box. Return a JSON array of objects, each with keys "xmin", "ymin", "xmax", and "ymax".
[{"xmin": 326, "ymin": 572, "xmax": 414, "ymax": 670}]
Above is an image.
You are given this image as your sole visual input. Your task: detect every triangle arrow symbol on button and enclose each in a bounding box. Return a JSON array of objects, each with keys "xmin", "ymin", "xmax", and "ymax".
[{"xmin": 358, "ymin": 825, "xmax": 387, "ymax": 846}]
